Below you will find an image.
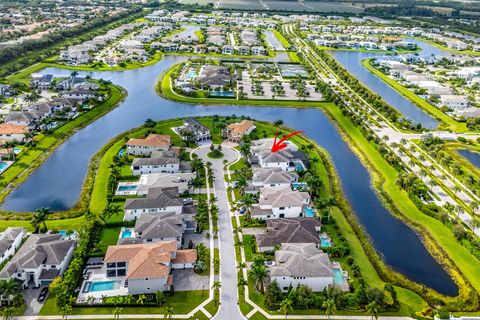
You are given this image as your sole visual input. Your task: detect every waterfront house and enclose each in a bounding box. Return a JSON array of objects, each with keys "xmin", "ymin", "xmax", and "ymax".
[
  {"xmin": 118, "ymin": 212, "xmax": 194, "ymax": 248},
  {"xmin": 126, "ymin": 134, "xmax": 171, "ymax": 156},
  {"xmin": 103, "ymin": 241, "xmax": 196, "ymax": 294},
  {"xmin": 30, "ymin": 74, "xmax": 54, "ymax": 91},
  {"xmin": 124, "ymin": 187, "xmax": 184, "ymax": 221},
  {"xmin": 196, "ymin": 65, "xmax": 232, "ymax": 90},
  {"xmin": 0, "ymin": 123, "xmax": 28, "ymax": 141},
  {"xmin": 0, "ymin": 227, "xmax": 26, "ymax": 265},
  {"xmin": 251, "ymin": 186, "xmax": 311, "ymax": 220},
  {"xmin": 440, "ymin": 94, "xmax": 470, "ymax": 109},
  {"xmin": 176, "ymin": 118, "xmax": 211, "ymax": 143},
  {"xmin": 269, "ymin": 243, "xmax": 336, "ymax": 292},
  {"xmin": 249, "ymin": 167, "xmax": 298, "ymax": 192},
  {"xmin": 0, "ymin": 234, "xmax": 76, "ymax": 288},
  {"xmin": 131, "ymin": 150, "xmax": 181, "ymax": 175},
  {"xmin": 222, "ymin": 119, "xmax": 255, "ymax": 143},
  {"xmin": 5, "ymin": 112, "xmax": 35, "ymax": 126},
  {"xmin": 256, "ymin": 218, "xmax": 321, "ymax": 252}
]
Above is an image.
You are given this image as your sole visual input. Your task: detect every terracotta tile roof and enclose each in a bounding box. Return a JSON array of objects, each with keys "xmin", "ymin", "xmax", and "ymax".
[
  {"xmin": 127, "ymin": 134, "xmax": 171, "ymax": 148},
  {"xmin": 225, "ymin": 120, "xmax": 255, "ymax": 136},
  {"xmin": 172, "ymin": 249, "xmax": 197, "ymax": 264},
  {"xmin": 104, "ymin": 241, "xmax": 177, "ymax": 279},
  {"xmin": 0, "ymin": 124, "xmax": 28, "ymax": 134}
]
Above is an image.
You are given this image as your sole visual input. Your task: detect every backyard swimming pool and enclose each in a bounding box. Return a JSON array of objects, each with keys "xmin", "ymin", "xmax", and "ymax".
[
  {"xmin": 209, "ymin": 91, "xmax": 235, "ymax": 98},
  {"xmin": 333, "ymin": 268, "xmax": 346, "ymax": 285},
  {"xmin": 0, "ymin": 161, "xmax": 12, "ymax": 173},
  {"xmin": 320, "ymin": 235, "xmax": 332, "ymax": 247},
  {"xmin": 121, "ymin": 229, "xmax": 133, "ymax": 238},
  {"xmin": 304, "ymin": 207, "xmax": 315, "ymax": 217},
  {"xmin": 83, "ymin": 280, "xmax": 121, "ymax": 293},
  {"xmin": 118, "ymin": 185, "xmax": 138, "ymax": 192},
  {"xmin": 291, "ymin": 182, "xmax": 308, "ymax": 191}
]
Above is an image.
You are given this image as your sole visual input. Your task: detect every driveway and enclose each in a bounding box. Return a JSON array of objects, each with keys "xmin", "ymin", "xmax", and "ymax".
[
  {"xmin": 23, "ymin": 286, "xmax": 47, "ymax": 316},
  {"xmin": 193, "ymin": 144, "xmax": 245, "ymax": 320},
  {"xmin": 172, "ymin": 269, "xmax": 210, "ymax": 292}
]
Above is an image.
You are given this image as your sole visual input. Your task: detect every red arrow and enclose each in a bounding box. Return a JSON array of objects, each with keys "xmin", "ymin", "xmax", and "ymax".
[{"xmin": 271, "ymin": 129, "xmax": 304, "ymax": 153}]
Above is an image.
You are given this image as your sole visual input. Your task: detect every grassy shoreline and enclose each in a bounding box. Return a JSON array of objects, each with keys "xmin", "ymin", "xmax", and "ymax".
[
  {"xmin": 0, "ymin": 84, "xmax": 127, "ymax": 223},
  {"xmin": 321, "ymin": 102, "xmax": 480, "ymax": 309},
  {"xmin": 361, "ymin": 58, "xmax": 467, "ymax": 133}
]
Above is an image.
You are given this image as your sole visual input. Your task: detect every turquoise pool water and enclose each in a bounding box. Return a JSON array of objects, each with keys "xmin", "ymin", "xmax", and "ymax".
[
  {"xmin": 291, "ymin": 182, "xmax": 308, "ymax": 190},
  {"xmin": 118, "ymin": 185, "xmax": 138, "ymax": 191},
  {"xmin": 90, "ymin": 280, "xmax": 121, "ymax": 292},
  {"xmin": 118, "ymin": 149, "xmax": 125, "ymax": 156},
  {"xmin": 209, "ymin": 91, "xmax": 235, "ymax": 98},
  {"xmin": 294, "ymin": 163, "xmax": 304, "ymax": 172},
  {"xmin": 121, "ymin": 229, "xmax": 132, "ymax": 238},
  {"xmin": 0, "ymin": 162, "xmax": 10, "ymax": 172},
  {"xmin": 185, "ymin": 69, "xmax": 197, "ymax": 79},
  {"xmin": 304, "ymin": 207, "xmax": 315, "ymax": 217},
  {"xmin": 320, "ymin": 236, "xmax": 332, "ymax": 247},
  {"xmin": 333, "ymin": 268, "xmax": 345, "ymax": 285}
]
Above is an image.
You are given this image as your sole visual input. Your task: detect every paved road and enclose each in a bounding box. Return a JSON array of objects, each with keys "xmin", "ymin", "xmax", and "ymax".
[{"xmin": 193, "ymin": 144, "xmax": 245, "ymax": 320}]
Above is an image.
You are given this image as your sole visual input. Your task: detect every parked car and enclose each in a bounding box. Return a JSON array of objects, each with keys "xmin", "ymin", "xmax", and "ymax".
[{"xmin": 37, "ymin": 287, "xmax": 49, "ymax": 303}]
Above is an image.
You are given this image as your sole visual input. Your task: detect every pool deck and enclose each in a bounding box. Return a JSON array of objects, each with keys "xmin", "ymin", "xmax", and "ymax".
[{"xmin": 78, "ymin": 269, "xmax": 129, "ymax": 303}]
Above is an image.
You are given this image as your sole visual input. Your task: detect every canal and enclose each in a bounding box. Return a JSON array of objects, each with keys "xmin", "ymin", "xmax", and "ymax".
[
  {"xmin": 1, "ymin": 52, "xmax": 458, "ymax": 295},
  {"xmin": 330, "ymin": 38, "xmax": 450, "ymax": 130}
]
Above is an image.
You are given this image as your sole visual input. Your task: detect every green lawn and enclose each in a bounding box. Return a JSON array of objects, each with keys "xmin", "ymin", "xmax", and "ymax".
[
  {"xmin": 91, "ymin": 226, "xmax": 121, "ymax": 255},
  {"xmin": 243, "ymin": 235, "xmax": 257, "ymax": 262},
  {"xmin": 323, "ymin": 102, "xmax": 480, "ymax": 301},
  {"xmin": 362, "ymin": 59, "xmax": 467, "ymax": 133},
  {"xmin": 40, "ymin": 291, "xmax": 206, "ymax": 315}
]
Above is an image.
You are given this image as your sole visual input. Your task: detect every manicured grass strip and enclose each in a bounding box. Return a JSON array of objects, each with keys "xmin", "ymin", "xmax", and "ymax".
[
  {"xmin": 362, "ymin": 58, "xmax": 467, "ymax": 133},
  {"xmin": 323, "ymin": 102, "xmax": 480, "ymax": 297},
  {"xmin": 272, "ymin": 29, "xmax": 290, "ymax": 48},
  {"xmin": 40, "ymin": 291, "xmax": 206, "ymax": 315}
]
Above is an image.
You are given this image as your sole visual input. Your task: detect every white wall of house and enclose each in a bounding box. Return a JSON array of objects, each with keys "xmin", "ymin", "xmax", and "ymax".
[
  {"xmin": 128, "ymin": 277, "xmax": 167, "ymax": 295},
  {"xmin": 0, "ymin": 230, "xmax": 26, "ymax": 265},
  {"xmin": 272, "ymin": 275, "xmax": 334, "ymax": 292},
  {"xmin": 0, "ymin": 132, "xmax": 26, "ymax": 141},
  {"xmin": 124, "ymin": 206, "xmax": 183, "ymax": 221},
  {"xmin": 126, "ymin": 145, "xmax": 168, "ymax": 156},
  {"xmin": 171, "ymin": 262, "xmax": 194, "ymax": 269},
  {"xmin": 259, "ymin": 159, "xmax": 290, "ymax": 171},
  {"xmin": 131, "ymin": 163, "xmax": 180, "ymax": 175},
  {"xmin": 252, "ymin": 181, "xmax": 291, "ymax": 189}
]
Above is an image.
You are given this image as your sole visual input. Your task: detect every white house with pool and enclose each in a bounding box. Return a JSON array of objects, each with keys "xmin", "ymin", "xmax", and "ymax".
[
  {"xmin": 78, "ymin": 241, "xmax": 196, "ymax": 301},
  {"xmin": 269, "ymin": 243, "xmax": 349, "ymax": 292}
]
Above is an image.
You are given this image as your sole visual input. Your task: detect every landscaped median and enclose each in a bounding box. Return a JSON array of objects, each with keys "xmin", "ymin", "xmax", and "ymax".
[
  {"xmin": 362, "ymin": 58, "xmax": 467, "ymax": 133},
  {"xmin": 157, "ymin": 63, "xmax": 333, "ymax": 108},
  {"xmin": 321, "ymin": 102, "xmax": 480, "ymax": 311},
  {"xmin": 0, "ymin": 84, "xmax": 127, "ymax": 223}
]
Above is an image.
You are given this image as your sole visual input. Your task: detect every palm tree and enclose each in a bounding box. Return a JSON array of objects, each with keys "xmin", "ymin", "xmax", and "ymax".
[
  {"xmin": 212, "ymin": 280, "xmax": 221, "ymax": 305},
  {"xmin": 250, "ymin": 264, "xmax": 268, "ymax": 293},
  {"xmin": 136, "ymin": 294, "xmax": 146, "ymax": 305},
  {"xmin": 164, "ymin": 306, "xmax": 174, "ymax": 319},
  {"xmin": 273, "ymin": 119, "xmax": 284, "ymax": 127},
  {"xmin": 2, "ymin": 141, "xmax": 17, "ymax": 161},
  {"xmin": 144, "ymin": 118, "xmax": 156, "ymax": 128},
  {"xmin": 279, "ymin": 298, "xmax": 293, "ymax": 320},
  {"xmin": 30, "ymin": 207, "xmax": 51, "ymax": 233},
  {"xmin": 1, "ymin": 306, "xmax": 15, "ymax": 320},
  {"xmin": 366, "ymin": 301, "xmax": 379, "ymax": 320},
  {"xmin": 155, "ymin": 291, "xmax": 165, "ymax": 307},
  {"xmin": 470, "ymin": 201, "xmax": 479, "ymax": 214},
  {"xmin": 60, "ymin": 304, "xmax": 72, "ymax": 320},
  {"xmin": 322, "ymin": 299, "xmax": 336, "ymax": 320},
  {"xmin": 2, "ymin": 279, "xmax": 19, "ymax": 305},
  {"xmin": 113, "ymin": 306, "xmax": 123, "ymax": 320}
]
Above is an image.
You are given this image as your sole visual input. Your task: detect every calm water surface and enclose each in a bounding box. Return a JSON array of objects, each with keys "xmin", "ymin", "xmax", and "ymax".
[
  {"xmin": 331, "ymin": 38, "xmax": 449, "ymax": 130},
  {"xmin": 458, "ymin": 149, "xmax": 480, "ymax": 169},
  {"xmin": 2, "ymin": 52, "xmax": 458, "ymax": 295}
]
